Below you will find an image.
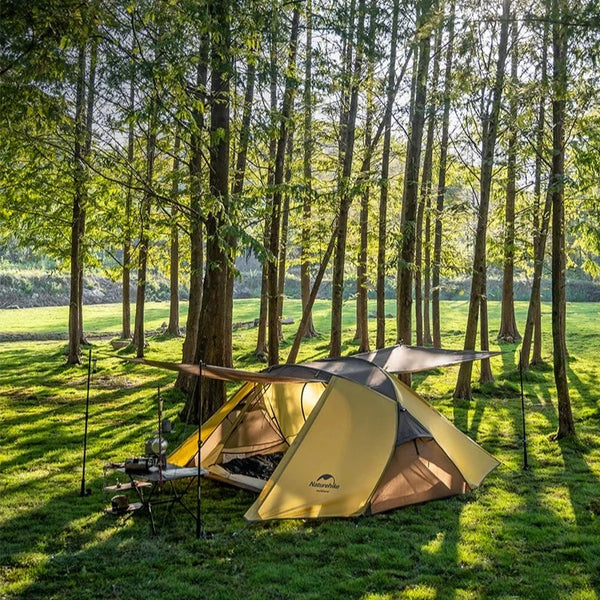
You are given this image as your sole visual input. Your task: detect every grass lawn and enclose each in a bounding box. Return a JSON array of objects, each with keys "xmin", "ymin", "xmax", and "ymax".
[{"xmin": 1, "ymin": 300, "xmax": 600, "ymax": 599}]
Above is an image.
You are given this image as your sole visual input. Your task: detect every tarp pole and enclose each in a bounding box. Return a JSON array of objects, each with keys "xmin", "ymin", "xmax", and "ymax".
[
  {"xmin": 196, "ymin": 361, "xmax": 203, "ymax": 538},
  {"xmin": 80, "ymin": 348, "xmax": 93, "ymax": 497},
  {"xmin": 157, "ymin": 386, "xmax": 163, "ymax": 490},
  {"xmin": 519, "ymin": 352, "xmax": 529, "ymax": 470}
]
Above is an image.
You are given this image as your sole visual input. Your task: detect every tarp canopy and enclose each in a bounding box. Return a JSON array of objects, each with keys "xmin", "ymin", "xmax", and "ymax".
[
  {"xmin": 127, "ymin": 358, "xmax": 316, "ymax": 384},
  {"xmin": 129, "ymin": 344, "xmax": 499, "ymax": 385},
  {"xmin": 355, "ymin": 345, "xmax": 500, "ymax": 374}
]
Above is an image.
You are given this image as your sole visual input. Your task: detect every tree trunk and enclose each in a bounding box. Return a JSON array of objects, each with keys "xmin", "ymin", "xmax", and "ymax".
[
  {"xmin": 277, "ymin": 131, "xmax": 294, "ymax": 341},
  {"xmin": 479, "ymin": 277, "xmax": 494, "ymax": 383},
  {"xmin": 301, "ymin": 0, "xmax": 317, "ymax": 339},
  {"xmin": 255, "ymin": 17, "xmax": 279, "ymax": 359},
  {"xmin": 267, "ymin": 5, "xmax": 300, "ymax": 366},
  {"xmin": 354, "ymin": 0, "xmax": 376, "ymax": 353},
  {"xmin": 187, "ymin": 0, "xmax": 232, "ymax": 421},
  {"xmin": 550, "ymin": 0, "xmax": 575, "ymax": 439},
  {"xmin": 77, "ymin": 38, "xmax": 97, "ymax": 349},
  {"xmin": 376, "ymin": 0, "xmax": 400, "ymax": 349},
  {"xmin": 454, "ymin": 0, "xmax": 510, "ymax": 399},
  {"xmin": 226, "ymin": 55, "xmax": 257, "ymax": 367},
  {"xmin": 497, "ymin": 22, "xmax": 521, "ymax": 343},
  {"xmin": 330, "ymin": 0, "xmax": 366, "ymax": 357},
  {"xmin": 415, "ymin": 22, "xmax": 441, "ymax": 348},
  {"xmin": 67, "ymin": 43, "xmax": 87, "ymax": 365},
  {"xmin": 122, "ymin": 47, "xmax": 136, "ymax": 340},
  {"xmin": 133, "ymin": 107, "xmax": 156, "ymax": 359},
  {"xmin": 520, "ymin": 187, "xmax": 552, "ymax": 371},
  {"xmin": 432, "ymin": 0, "xmax": 455, "ymax": 349},
  {"xmin": 287, "ymin": 224, "xmax": 338, "ymax": 364},
  {"xmin": 167, "ymin": 133, "xmax": 181, "ymax": 336},
  {"xmin": 176, "ymin": 51, "xmax": 207, "ymax": 394},
  {"xmin": 397, "ymin": 1, "xmax": 433, "ymax": 350},
  {"xmin": 520, "ymin": 18, "xmax": 549, "ymax": 370}
]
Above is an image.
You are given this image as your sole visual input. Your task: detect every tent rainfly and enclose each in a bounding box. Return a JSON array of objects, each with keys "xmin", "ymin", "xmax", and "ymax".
[{"xmin": 157, "ymin": 347, "xmax": 500, "ymax": 521}]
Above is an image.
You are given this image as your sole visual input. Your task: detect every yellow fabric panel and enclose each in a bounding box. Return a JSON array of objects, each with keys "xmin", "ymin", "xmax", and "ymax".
[
  {"xmin": 390, "ymin": 377, "xmax": 500, "ymax": 488},
  {"xmin": 168, "ymin": 382, "xmax": 256, "ymax": 467},
  {"xmin": 266, "ymin": 382, "xmax": 325, "ymax": 443},
  {"xmin": 245, "ymin": 376, "xmax": 397, "ymax": 521}
]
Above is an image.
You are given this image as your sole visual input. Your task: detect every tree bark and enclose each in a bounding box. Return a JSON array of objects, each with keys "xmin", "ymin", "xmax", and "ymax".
[
  {"xmin": 67, "ymin": 43, "xmax": 87, "ymax": 365},
  {"xmin": 176, "ymin": 50, "xmax": 207, "ymax": 394},
  {"xmin": 397, "ymin": 0, "xmax": 433, "ymax": 350},
  {"xmin": 432, "ymin": 0, "xmax": 455, "ymax": 349},
  {"xmin": 415, "ymin": 22, "xmax": 441, "ymax": 348},
  {"xmin": 255, "ymin": 16, "xmax": 279, "ymax": 359},
  {"xmin": 277, "ymin": 131, "xmax": 294, "ymax": 341},
  {"xmin": 190, "ymin": 0, "xmax": 232, "ymax": 420},
  {"xmin": 122, "ymin": 45, "xmax": 136, "ymax": 340},
  {"xmin": 354, "ymin": 0, "xmax": 376, "ymax": 353},
  {"xmin": 167, "ymin": 132, "xmax": 181, "ymax": 336},
  {"xmin": 376, "ymin": 0, "xmax": 400, "ymax": 349},
  {"xmin": 330, "ymin": 0, "xmax": 366, "ymax": 357},
  {"xmin": 226, "ymin": 55, "xmax": 256, "ymax": 366},
  {"xmin": 520, "ymin": 18, "xmax": 549, "ymax": 370},
  {"xmin": 77, "ymin": 37, "xmax": 97, "ymax": 348},
  {"xmin": 267, "ymin": 5, "xmax": 300, "ymax": 366},
  {"xmin": 550, "ymin": 0, "xmax": 575, "ymax": 439},
  {"xmin": 287, "ymin": 224, "xmax": 338, "ymax": 364},
  {"xmin": 497, "ymin": 21, "xmax": 521, "ymax": 343},
  {"xmin": 300, "ymin": 0, "xmax": 318, "ymax": 339},
  {"xmin": 454, "ymin": 0, "xmax": 510, "ymax": 399},
  {"xmin": 133, "ymin": 105, "xmax": 156, "ymax": 359}
]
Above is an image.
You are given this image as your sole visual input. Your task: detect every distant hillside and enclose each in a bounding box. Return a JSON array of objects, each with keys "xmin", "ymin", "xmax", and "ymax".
[{"xmin": 2, "ymin": 266, "xmax": 600, "ymax": 309}]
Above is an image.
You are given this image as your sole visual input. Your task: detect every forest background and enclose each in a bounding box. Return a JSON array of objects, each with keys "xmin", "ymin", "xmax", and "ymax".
[{"xmin": 1, "ymin": 0, "xmax": 600, "ymax": 433}]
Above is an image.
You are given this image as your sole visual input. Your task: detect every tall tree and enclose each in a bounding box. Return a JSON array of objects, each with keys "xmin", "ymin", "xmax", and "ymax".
[
  {"xmin": 376, "ymin": 0, "xmax": 401, "ymax": 349},
  {"xmin": 432, "ymin": 0, "xmax": 455, "ymax": 349},
  {"xmin": 397, "ymin": 0, "xmax": 434, "ymax": 349},
  {"xmin": 354, "ymin": 0, "xmax": 377, "ymax": 353},
  {"xmin": 176, "ymin": 48, "xmax": 208, "ymax": 394},
  {"xmin": 132, "ymin": 95, "xmax": 157, "ymax": 358},
  {"xmin": 121, "ymin": 42, "xmax": 136, "ymax": 340},
  {"xmin": 415, "ymin": 21, "xmax": 442, "ymax": 347},
  {"xmin": 520, "ymin": 18, "xmax": 550, "ymax": 370},
  {"xmin": 167, "ymin": 132, "xmax": 181, "ymax": 336},
  {"xmin": 300, "ymin": 0, "xmax": 318, "ymax": 339},
  {"xmin": 497, "ymin": 20, "xmax": 521, "ymax": 343},
  {"xmin": 67, "ymin": 43, "xmax": 88, "ymax": 365},
  {"xmin": 454, "ymin": 0, "xmax": 511, "ymax": 399},
  {"xmin": 255, "ymin": 9, "xmax": 280, "ymax": 360},
  {"xmin": 330, "ymin": 0, "xmax": 366, "ymax": 357},
  {"xmin": 180, "ymin": 0, "xmax": 232, "ymax": 420},
  {"xmin": 267, "ymin": 4, "xmax": 301, "ymax": 366},
  {"xmin": 550, "ymin": 0, "xmax": 575, "ymax": 439}
]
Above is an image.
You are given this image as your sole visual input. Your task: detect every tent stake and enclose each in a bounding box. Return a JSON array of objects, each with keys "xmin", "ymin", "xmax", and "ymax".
[
  {"xmin": 196, "ymin": 361, "xmax": 203, "ymax": 538},
  {"xmin": 80, "ymin": 348, "xmax": 93, "ymax": 497},
  {"xmin": 519, "ymin": 352, "xmax": 529, "ymax": 470}
]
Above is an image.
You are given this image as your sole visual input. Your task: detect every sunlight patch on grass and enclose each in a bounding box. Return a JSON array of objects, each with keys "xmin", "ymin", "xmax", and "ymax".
[{"xmin": 420, "ymin": 531, "xmax": 445, "ymax": 555}]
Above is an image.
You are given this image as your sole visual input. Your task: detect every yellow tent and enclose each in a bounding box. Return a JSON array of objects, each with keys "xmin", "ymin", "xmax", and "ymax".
[{"xmin": 167, "ymin": 356, "xmax": 499, "ymax": 521}]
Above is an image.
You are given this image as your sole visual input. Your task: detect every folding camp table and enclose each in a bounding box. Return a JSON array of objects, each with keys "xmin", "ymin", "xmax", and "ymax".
[{"xmin": 105, "ymin": 464, "xmax": 206, "ymax": 535}]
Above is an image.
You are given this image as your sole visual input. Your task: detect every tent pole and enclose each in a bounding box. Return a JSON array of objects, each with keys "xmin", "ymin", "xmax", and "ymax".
[
  {"xmin": 519, "ymin": 352, "xmax": 529, "ymax": 470},
  {"xmin": 196, "ymin": 361, "xmax": 203, "ymax": 538},
  {"xmin": 80, "ymin": 348, "xmax": 93, "ymax": 497}
]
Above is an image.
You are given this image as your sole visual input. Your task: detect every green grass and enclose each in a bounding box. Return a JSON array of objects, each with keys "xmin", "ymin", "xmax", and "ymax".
[{"xmin": 1, "ymin": 300, "xmax": 600, "ymax": 599}]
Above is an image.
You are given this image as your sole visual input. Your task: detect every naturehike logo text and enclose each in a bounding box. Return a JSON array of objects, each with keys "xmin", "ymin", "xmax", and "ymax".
[{"xmin": 309, "ymin": 473, "xmax": 340, "ymax": 492}]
